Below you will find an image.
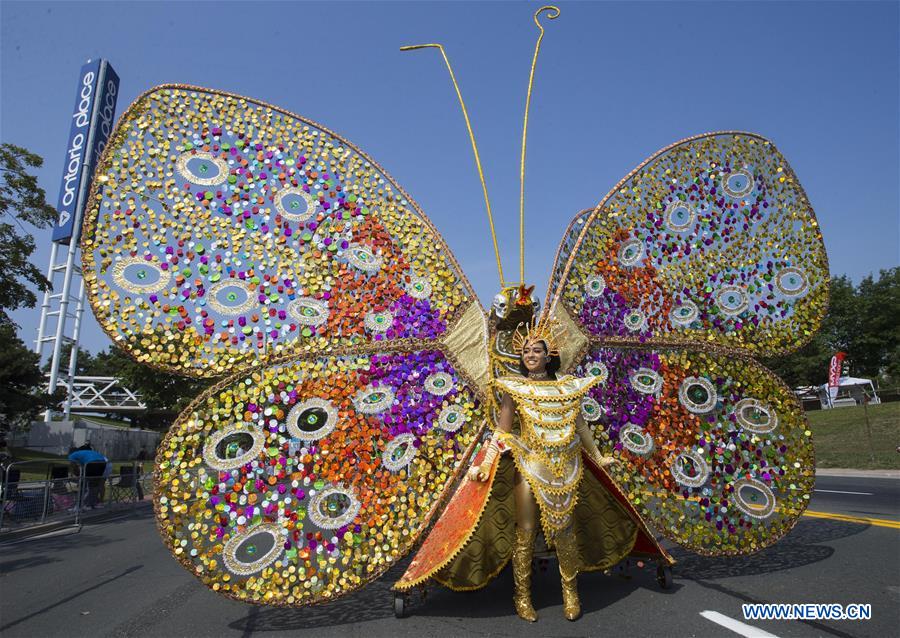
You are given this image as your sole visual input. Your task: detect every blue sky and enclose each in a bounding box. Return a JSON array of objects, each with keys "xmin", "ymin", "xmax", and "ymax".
[{"xmin": 2, "ymin": 1, "xmax": 898, "ymax": 355}]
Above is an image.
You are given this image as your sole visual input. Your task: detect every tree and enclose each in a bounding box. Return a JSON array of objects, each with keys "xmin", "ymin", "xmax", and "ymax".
[
  {"xmin": 853, "ymin": 268, "xmax": 900, "ymax": 382},
  {"xmin": 88, "ymin": 347, "xmax": 213, "ymax": 429},
  {"xmin": 0, "ymin": 143, "xmax": 58, "ymax": 326},
  {"xmin": 0, "ymin": 323, "xmax": 64, "ymax": 433},
  {"xmin": 764, "ymin": 270, "xmax": 900, "ymax": 387},
  {"xmin": 42, "ymin": 342, "xmax": 95, "ymax": 376}
]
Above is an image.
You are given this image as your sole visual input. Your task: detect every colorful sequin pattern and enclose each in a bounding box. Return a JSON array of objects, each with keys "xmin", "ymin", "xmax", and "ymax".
[
  {"xmin": 575, "ymin": 347, "xmax": 814, "ymax": 555},
  {"xmin": 548, "ymin": 133, "xmax": 828, "ymax": 356},
  {"xmin": 155, "ymin": 350, "xmax": 481, "ymax": 604},
  {"xmin": 82, "ymin": 87, "xmax": 472, "ymax": 376}
]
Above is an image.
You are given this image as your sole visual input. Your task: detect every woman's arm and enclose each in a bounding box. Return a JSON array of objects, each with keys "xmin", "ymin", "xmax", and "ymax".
[
  {"xmin": 575, "ymin": 413, "xmax": 618, "ymax": 468},
  {"xmin": 467, "ymin": 392, "xmax": 514, "ymax": 482}
]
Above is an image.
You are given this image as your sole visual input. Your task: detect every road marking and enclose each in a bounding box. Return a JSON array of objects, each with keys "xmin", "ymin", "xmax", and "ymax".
[
  {"xmin": 814, "ymin": 489, "xmax": 873, "ymax": 495},
  {"xmin": 700, "ymin": 611, "xmax": 780, "ymax": 638},
  {"xmin": 804, "ymin": 510, "xmax": 900, "ymax": 529}
]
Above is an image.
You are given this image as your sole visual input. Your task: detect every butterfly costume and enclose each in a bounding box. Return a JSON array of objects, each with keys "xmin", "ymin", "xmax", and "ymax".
[{"xmin": 79, "ymin": 6, "xmax": 827, "ymax": 621}]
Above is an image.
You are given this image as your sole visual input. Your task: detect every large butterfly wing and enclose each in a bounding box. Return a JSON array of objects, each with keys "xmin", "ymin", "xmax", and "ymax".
[
  {"xmin": 576, "ymin": 346, "xmax": 814, "ymax": 555},
  {"xmin": 82, "ymin": 86, "xmax": 479, "ymax": 377},
  {"xmin": 156, "ymin": 347, "xmax": 484, "ymax": 605},
  {"xmin": 546, "ymin": 132, "xmax": 825, "ymax": 555},
  {"xmin": 547, "ymin": 132, "xmax": 828, "ymax": 357}
]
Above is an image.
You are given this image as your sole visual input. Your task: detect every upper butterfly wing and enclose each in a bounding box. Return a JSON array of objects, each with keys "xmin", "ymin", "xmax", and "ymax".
[
  {"xmin": 547, "ymin": 132, "xmax": 828, "ymax": 356},
  {"xmin": 82, "ymin": 85, "xmax": 481, "ymax": 377}
]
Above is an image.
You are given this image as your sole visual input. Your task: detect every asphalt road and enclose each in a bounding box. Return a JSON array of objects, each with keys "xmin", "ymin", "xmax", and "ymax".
[{"xmin": 1, "ymin": 475, "xmax": 897, "ymax": 638}]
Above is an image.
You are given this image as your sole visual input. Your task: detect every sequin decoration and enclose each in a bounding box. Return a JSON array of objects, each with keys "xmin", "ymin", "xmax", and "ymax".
[
  {"xmin": 716, "ymin": 285, "xmax": 749, "ymax": 316},
  {"xmin": 112, "ymin": 256, "xmax": 172, "ymax": 294},
  {"xmin": 623, "ymin": 309, "xmax": 648, "ymax": 333},
  {"xmin": 287, "ymin": 298, "xmax": 329, "ymax": 327},
  {"xmin": 406, "ymin": 277, "xmax": 432, "ymax": 299},
  {"xmin": 207, "ymin": 279, "xmax": 257, "ymax": 315},
  {"xmin": 630, "ymin": 367, "xmax": 663, "ymax": 394},
  {"xmin": 307, "ymin": 484, "xmax": 362, "ymax": 530},
  {"xmin": 776, "ymin": 267, "xmax": 808, "ymax": 297},
  {"xmin": 275, "ymin": 187, "xmax": 318, "ymax": 222},
  {"xmin": 354, "ymin": 385, "xmax": 395, "ymax": 414},
  {"xmin": 364, "ymin": 311, "xmax": 393, "ymax": 334},
  {"xmin": 425, "ymin": 372, "xmax": 454, "ymax": 396},
  {"xmin": 732, "ymin": 477, "xmax": 776, "ymax": 519},
  {"xmin": 203, "ymin": 425, "xmax": 267, "ymax": 471},
  {"xmin": 678, "ymin": 377, "xmax": 718, "ymax": 413},
  {"xmin": 382, "ymin": 433, "xmax": 418, "ymax": 472},
  {"xmin": 575, "ymin": 347, "xmax": 814, "ymax": 556},
  {"xmin": 585, "ymin": 360, "xmax": 609, "ymax": 382},
  {"xmin": 81, "ymin": 87, "xmax": 474, "ymax": 377},
  {"xmin": 223, "ymin": 523, "xmax": 285, "ymax": 576},
  {"xmin": 436, "ymin": 404, "xmax": 466, "ymax": 432},
  {"xmin": 734, "ymin": 398, "xmax": 778, "ymax": 434},
  {"xmin": 176, "ymin": 151, "xmax": 228, "ymax": 186},
  {"xmin": 722, "ymin": 168, "xmax": 755, "ymax": 198},
  {"xmin": 548, "ymin": 133, "xmax": 828, "ymax": 357},
  {"xmin": 345, "ymin": 244, "xmax": 382, "ymax": 274},
  {"xmin": 619, "ymin": 424, "xmax": 654, "ymax": 455},
  {"xmin": 669, "ymin": 300, "xmax": 699, "ymax": 327},
  {"xmin": 618, "ymin": 238, "xmax": 644, "ymax": 266},
  {"xmin": 286, "ymin": 398, "xmax": 338, "ymax": 441},
  {"xmin": 154, "ymin": 350, "xmax": 482, "ymax": 605},
  {"xmin": 580, "ymin": 396, "xmax": 603, "ymax": 421},
  {"xmin": 669, "ymin": 450, "xmax": 710, "ymax": 488},
  {"xmin": 585, "ymin": 275, "xmax": 606, "ymax": 298},
  {"xmin": 664, "ymin": 200, "xmax": 696, "ymax": 232}
]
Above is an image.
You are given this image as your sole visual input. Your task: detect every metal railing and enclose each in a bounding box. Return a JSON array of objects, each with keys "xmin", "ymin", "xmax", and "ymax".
[{"xmin": 0, "ymin": 460, "xmax": 153, "ymax": 534}]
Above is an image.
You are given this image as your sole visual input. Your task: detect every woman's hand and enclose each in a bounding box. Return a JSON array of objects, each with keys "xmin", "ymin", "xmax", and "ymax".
[
  {"xmin": 466, "ymin": 463, "xmax": 491, "ymax": 482},
  {"xmin": 594, "ymin": 453, "xmax": 620, "ymax": 469}
]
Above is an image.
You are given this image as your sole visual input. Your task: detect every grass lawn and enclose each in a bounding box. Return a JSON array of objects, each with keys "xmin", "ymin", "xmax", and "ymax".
[{"xmin": 807, "ymin": 402, "xmax": 899, "ymax": 469}]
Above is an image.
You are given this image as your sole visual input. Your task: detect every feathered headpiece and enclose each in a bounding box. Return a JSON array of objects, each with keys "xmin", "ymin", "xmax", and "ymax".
[{"xmin": 511, "ymin": 314, "xmax": 565, "ymax": 357}]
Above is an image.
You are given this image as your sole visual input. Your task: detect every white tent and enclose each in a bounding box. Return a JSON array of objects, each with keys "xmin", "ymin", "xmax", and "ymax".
[{"xmin": 816, "ymin": 377, "xmax": 881, "ymax": 409}]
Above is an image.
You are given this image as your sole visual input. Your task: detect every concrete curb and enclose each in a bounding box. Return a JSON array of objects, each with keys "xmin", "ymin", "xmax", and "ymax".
[{"xmin": 816, "ymin": 468, "xmax": 900, "ymax": 479}]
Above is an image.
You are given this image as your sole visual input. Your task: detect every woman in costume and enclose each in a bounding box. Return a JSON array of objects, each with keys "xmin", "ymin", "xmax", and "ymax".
[
  {"xmin": 79, "ymin": 4, "xmax": 824, "ymax": 621},
  {"xmin": 467, "ymin": 319, "xmax": 620, "ymax": 621}
]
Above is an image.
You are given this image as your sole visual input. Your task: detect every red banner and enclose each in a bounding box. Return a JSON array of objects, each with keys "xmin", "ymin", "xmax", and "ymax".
[{"xmin": 828, "ymin": 352, "xmax": 846, "ymax": 403}]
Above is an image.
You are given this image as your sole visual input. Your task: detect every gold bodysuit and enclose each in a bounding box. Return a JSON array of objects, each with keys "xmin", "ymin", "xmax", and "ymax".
[{"xmin": 493, "ymin": 374, "xmax": 602, "ymax": 543}]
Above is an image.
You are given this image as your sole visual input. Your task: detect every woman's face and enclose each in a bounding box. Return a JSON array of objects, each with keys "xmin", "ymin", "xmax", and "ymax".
[{"xmin": 521, "ymin": 340, "xmax": 549, "ymax": 374}]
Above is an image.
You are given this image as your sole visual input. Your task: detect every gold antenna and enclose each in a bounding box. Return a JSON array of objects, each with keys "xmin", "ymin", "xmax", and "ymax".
[
  {"xmin": 519, "ymin": 5, "xmax": 560, "ymax": 284},
  {"xmin": 401, "ymin": 43, "xmax": 505, "ymax": 287}
]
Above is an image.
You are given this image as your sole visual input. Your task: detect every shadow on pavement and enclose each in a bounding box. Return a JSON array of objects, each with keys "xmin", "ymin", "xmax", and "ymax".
[
  {"xmin": 670, "ymin": 518, "xmax": 868, "ymax": 580},
  {"xmin": 0, "ymin": 565, "xmax": 143, "ymax": 633},
  {"xmin": 228, "ymin": 562, "xmax": 408, "ymax": 632},
  {"xmin": 228, "ymin": 554, "xmax": 681, "ymax": 631}
]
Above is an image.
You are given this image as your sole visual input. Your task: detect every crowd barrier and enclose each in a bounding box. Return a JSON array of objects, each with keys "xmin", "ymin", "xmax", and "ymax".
[{"xmin": 0, "ymin": 460, "xmax": 153, "ymax": 534}]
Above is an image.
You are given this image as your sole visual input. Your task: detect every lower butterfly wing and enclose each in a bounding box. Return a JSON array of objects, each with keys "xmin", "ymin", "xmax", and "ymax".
[
  {"xmin": 155, "ymin": 346, "xmax": 486, "ymax": 605},
  {"xmin": 546, "ymin": 132, "xmax": 828, "ymax": 358},
  {"xmin": 575, "ymin": 345, "xmax": 814, "ymax": 556}
]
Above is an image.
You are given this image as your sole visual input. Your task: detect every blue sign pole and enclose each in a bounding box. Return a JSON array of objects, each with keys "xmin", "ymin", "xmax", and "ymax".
[
  {"xmin": 52, "ymin": 59, "xmax": 119, "ymax": 244},
  {"xmin": 41, "ymin": 59, "xmax": 120, "ymax": 421}
]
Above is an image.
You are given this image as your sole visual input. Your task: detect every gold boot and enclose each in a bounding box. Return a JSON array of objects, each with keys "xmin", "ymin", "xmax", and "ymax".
[
  {"xmin": 512, "ymin": 526, "xmax": 538, "ymax": 622},
  {"xmin": 555, "ymin": 527, "xmax": 581, "ymax": 621}
]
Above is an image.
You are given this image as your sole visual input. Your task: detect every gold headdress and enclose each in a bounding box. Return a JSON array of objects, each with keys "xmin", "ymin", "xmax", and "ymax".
[{"xmin": 512, "ymin": 315, "xmax": 565, "ymax": 357}]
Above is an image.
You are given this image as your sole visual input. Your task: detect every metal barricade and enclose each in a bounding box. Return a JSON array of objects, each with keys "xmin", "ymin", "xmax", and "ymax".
[
  {"xmin": 0, "ymin": 460, "xmax": 84, "ymax": 532},
  {"xmin": 1, "ymin": 461, "xmax": 154, "ymax": 534}
]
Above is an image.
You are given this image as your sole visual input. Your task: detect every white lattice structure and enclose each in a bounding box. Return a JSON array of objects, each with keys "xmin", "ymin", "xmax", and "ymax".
[{"xmin": 54, "ymin": 375, "xmax": 146, "ymax": 414}]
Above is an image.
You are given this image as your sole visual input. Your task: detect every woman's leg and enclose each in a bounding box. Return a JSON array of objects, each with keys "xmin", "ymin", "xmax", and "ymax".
[{"xmin": 511, "ymin": 470, "xmax": 539, "ymax": 621}]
